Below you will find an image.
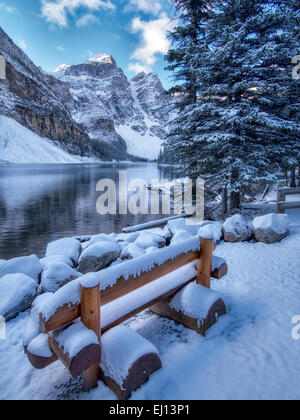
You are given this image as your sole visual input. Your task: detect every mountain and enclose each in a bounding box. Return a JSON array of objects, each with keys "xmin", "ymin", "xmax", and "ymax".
[
  {"xmin": 0, "ymin": 26, "xmax": 174, "ymax": 162},
  {"xmin": 48, "ymin": 54, "xmax": 174, "ymax": 160},
  {"xmin": 0, "ymin": 26, "xmax": 91, "ymax": 159}
]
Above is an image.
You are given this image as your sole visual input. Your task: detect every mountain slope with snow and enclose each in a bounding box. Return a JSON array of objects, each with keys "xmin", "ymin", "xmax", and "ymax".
[
  {"xmin": 49, "ymin": 55, "xmax": 174, "ymax": 160},
  {"xmin": 0, "ymin": 116, "xmax": 92, "ymax": 164}
]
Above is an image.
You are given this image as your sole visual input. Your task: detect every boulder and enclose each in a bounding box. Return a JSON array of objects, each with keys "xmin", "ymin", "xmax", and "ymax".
[
  {"xmin": 40, "ymin": 255, "xmax": 74, "ymax": 269},
  {"xmin": 252, "ymin": 213, "xmax": 290, "ymax": 244},
  {"xmin": 40, "ymin": 263, "xmax": 82, "ymax": 293},
  {"xmin": 121, "ymin": 243, "xmax": 146, "ymax": 260},
  {"xmin": 46, "ymin": 238, "xmax": 82, "ymax": 265},
  {"xmin": 0, "ymin": 273, "xmax": 38, "ymax": 321},
  {"xmin": 223, "ymin": 215, "xmax": 253, "ymax": 242},
  {"xmin": 171, "ymin": 230, "xmax": 193, "ymax": 245},
  {"xmin": 78, "ymin": 242, "xmax": 121, "ymax": 274},
  {"xmin": 134, "ymin": 231, "xmax": 166, "ymax": 249},
  {"xmin": 86, "ymin": 234, "xmax": 118, "ymax": 248},
  {"xmin": 0, "ymin": 255, "xmax": 42, "ymax": 283}
]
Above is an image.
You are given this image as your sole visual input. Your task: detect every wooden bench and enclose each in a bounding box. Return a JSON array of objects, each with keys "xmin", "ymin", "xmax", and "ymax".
[{"xmin": 24, "ymin": 236, "xmax": 228, "ymax": 398}]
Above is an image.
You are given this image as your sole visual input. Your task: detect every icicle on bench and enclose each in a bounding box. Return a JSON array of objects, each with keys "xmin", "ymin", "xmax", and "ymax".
[{"xmin": 24, "ymin": 236, "xmax": 228, "ymax": 399}]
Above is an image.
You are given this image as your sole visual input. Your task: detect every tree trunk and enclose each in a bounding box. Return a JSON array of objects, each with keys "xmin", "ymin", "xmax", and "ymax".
[
  {"xmin": 297, "ymin": 167, "xmax": 300, "ymax": 187},
  {"xmin": 230, "ymin": 191, "xmax": 240, "ymax": 210},
  {"xmin": 222, "ymin": 187, "xmax": 228, "ymax": 215},
  {"xmin": 291, "ymin": 168, "xmax": 296, "ymax": 188}
]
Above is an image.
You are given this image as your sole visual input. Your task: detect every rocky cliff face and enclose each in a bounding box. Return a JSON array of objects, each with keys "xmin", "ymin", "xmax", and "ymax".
[
  {"xmin": 50, "ymin": 54, "xmax": 174, "ymax": 159},
  {"xmin": 0, "ymin": 27, "xmax": 91, "ymax": 157},
  {"xmin": 0, "ymin": 27, "xmax": 174, "ymax": 161}
]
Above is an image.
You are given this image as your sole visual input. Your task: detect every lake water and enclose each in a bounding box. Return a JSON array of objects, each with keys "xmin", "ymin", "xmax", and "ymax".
[{"xmin": 0, "ymin": 163, "xmax": 174, "ymax": 260}]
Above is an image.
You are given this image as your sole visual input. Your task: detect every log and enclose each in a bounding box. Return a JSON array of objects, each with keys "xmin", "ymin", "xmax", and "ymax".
[
  {"xmin": 151, "ymin": 298, "xmax": 227, "ymax": 337},
  {"xmin": 80, "ymin": 285, "xmax": 101, "ymax": 390},
  {"xmin": 212, "ymin": 263, "xmax": 228, "ymax": 280},
  {"xmin": 100, "ymin": 353, "xmax": 162, "ymax": 400},
  {"xmin": 48, "ymin": 323, "xmax": 101, "ymax": 377},
  {"xmin": 25, "ymin": 334, "xmax": 58, "ymax": 369},
  {"xmin": 100, "ymin": 326, "xmax": 162, "ymax": 400}
]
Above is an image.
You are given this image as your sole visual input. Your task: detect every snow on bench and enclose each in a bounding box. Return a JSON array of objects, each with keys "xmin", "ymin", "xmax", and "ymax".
[{"xmin": 24, "ymin": 235, "xmax": 228, "ymax": 398}]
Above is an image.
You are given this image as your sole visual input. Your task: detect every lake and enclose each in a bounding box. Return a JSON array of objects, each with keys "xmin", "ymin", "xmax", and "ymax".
[{"xmin": 0, "ymin": 163, "xmax": 174, "ymax": 260}]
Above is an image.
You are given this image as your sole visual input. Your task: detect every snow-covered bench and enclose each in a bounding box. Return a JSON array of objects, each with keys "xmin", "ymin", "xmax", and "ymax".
[{"xmin": 24, "ymin": 236, "xmax": 228, "ymax": 399}]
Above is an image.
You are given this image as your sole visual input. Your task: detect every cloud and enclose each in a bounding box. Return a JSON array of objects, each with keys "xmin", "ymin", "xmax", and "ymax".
[
  {"xmin": 0, "ymin": 2, "xmax": 17, "ymax": 13},
  {"xmin": 129, "ymin": 13, "xmax": 172, "ymax": 74},
  {"xmin": 19, "ymin": 40, "xmax": 27, "ymax": 50},
  {"xmin": 41, "ymin": 0, "xmax": 115, "ymax": 27},
  {"xmin": 76, "ymin": 13, "xmax": 101, "ymax": 27},
  {"xmin": 125, "ymin": 0, "xmax": 162, "ymax": 16},
  {"xmin": 56, "ymin": 45, "xmax": 65, "ymax": 51}
]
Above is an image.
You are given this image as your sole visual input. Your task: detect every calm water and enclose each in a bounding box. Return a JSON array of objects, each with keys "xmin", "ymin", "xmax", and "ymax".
[{"xmin": 0, "ymin": 163, "xmax": 174, "ymax": 260}]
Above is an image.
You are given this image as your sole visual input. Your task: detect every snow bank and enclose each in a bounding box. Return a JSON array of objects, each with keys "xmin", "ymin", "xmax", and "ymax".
[
  {"xmin": 53, "ymin": 322, "xmax": 99, "ymax": 359},
  {"xmin": 0, "ymin": 115, "xmax": 91, "ymax": 164},
  {"xmin": 115, "ymin": 124, "xmax": 162, "ymax": 160},
  {"xmin": 101, "ymin": 326, "xmax": 159, "ymax": 388},
  {"xmin": 170, "ymin": 282, "xmax": 225, "ymax": 322},
  {"xmin": 0, "ymin": 255, "xmax": 42, "ymax": 283}
]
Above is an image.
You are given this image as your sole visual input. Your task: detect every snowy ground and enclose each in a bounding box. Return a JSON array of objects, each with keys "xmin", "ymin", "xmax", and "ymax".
[
  {"xmin": 0, "ymin": 209, "xmax": 300, "ymax": 400},
  {"xmin": 0, "ymin": 116, "xmax": 95, "ymax": 164}
]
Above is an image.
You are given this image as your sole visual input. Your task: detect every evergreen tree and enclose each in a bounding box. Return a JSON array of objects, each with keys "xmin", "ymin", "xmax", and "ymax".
[{"xmin": 165, "ymin": 0, "xmax": 300, "ymax": 211}]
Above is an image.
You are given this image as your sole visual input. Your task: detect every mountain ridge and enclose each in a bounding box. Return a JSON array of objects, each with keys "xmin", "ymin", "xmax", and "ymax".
[{"xmin": 0, "ymin": 26, "xmax": 174, "ymax": 162}]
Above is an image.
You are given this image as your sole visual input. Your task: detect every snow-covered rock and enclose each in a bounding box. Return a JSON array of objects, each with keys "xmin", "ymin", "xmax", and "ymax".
[
  {"xmin": 134, "ymin": 231, "xmax": 166, "ymax": 249},
  {"xmin": 252, "ymin": 213, "xmax": 290, "ymax": 244},
  {"xmin": 121, "ymin": 243, "xmax": 146, "ymax": 260},
  {"xmin": 86, "ymin": 234, "xmax": 118, "ymax": 248},
  {"xmin": 23, "ymin": 293, "xmax": 54, "ymax": 348},
  {"xmin": 40, "ymin": 263, "xmax": 82, "ymax": 293},
  {"xmin": 46, "ymin": 238, "xmax": 82, "ymax": 265},
  {"xmin": 40, "ymin": 255, "xmax": 74, "ymax": 269},
  {"xmin": 171, "ymin": 230, "xmax": 193, "ymax": 244},
  {"xmin": 78, "ymin": 242, "xmax": 121, "ymax": 274},
  {"xmin": 0, "ymin": 274, "xmax": 38, "ymax": 320},
  {"xmin": 0, "ymin": 255, "xmax": 42, "ymax": 283},
  {"xmin": 166, "ymin": 218, "xmax": 200, "ymax": 237},
  {"xmin": 223, "ymin": 215, "xmax": 253, "ymax": 242}
]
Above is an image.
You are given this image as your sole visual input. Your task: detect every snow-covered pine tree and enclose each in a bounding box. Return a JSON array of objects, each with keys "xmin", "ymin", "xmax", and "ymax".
[
  {"xmin": 165, "ymin": 0, "xmax": 300, "ymax": 212},
  {"xmin": 165, "ymin": 0, "xmax": 213, "ymax": 108}
]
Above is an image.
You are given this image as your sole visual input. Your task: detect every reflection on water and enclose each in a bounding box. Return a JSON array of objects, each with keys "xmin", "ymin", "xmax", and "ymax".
[{"xmin": 0, "ymin": 163, "xmax": 174, "ymax": 260}]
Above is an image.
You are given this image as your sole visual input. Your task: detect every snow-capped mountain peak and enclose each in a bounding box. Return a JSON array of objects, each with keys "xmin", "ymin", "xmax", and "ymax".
[
  {"xmin": 54, "ymin": 64, "xmax": 70, "ymax": 73},
  {"xmin": 87, "ymin": 54, "xmax": 115, "ymax": 65}
]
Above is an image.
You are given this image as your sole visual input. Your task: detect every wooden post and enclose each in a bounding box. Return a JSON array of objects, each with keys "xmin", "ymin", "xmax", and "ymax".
[
  {"xmin": 197, "ymin": 237, "xmax": 214, "ymax": 289},
  {"xmin": 80, "ymin": 284, "xmax": 101, "ymax": 390}
]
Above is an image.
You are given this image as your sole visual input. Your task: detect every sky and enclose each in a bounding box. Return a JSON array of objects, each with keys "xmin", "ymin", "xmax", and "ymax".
[{"xmin": 0, "ymin": 0, "xmax": 175, "ymax": 88}]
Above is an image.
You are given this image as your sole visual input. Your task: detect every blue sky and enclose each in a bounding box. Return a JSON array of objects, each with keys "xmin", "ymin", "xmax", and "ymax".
[{"xmin": 0, "ymin": 0, "xmax": 175, "ymax": 88}]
